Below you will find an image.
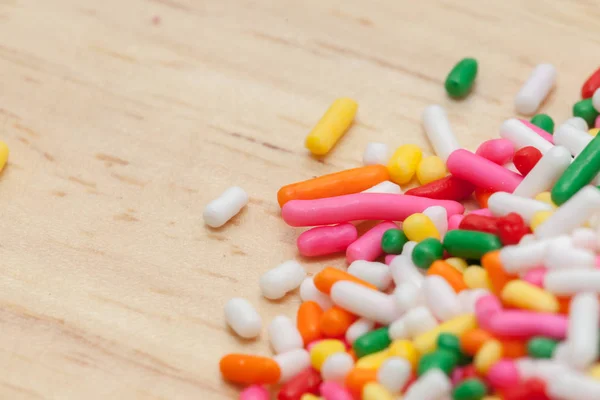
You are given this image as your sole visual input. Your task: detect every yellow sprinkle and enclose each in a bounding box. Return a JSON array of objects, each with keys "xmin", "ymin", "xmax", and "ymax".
[
  {"xmin": 363, "ymin": 382, "xmax": 395, "ymax": 400},
  {"xmin": 310, "ymin": 339, "xmax": 346, "ymax": 371},
  {"xmin": 530, "ymin": 210, "xmax": 553, "ymax": 231},
  {"xmin": 534, "ymin": 192, "xmax": 556, "ymax": 208},
  {"xmin": 501, "ymin": 280, "xmax": 559, "ymax": 313},
  {"xmin": 387, "ymin": 144, "xmax": 422, "ymax": 184},
  {"xmin": 474, "ymin": 339, "xmax": 502, "ymax": 374},
  {"xmin": 416, "ymin": 155, "xmax": 447, "ymax": 185},
  {"xmin": 0, "ymin": 141, "xmax": 8, "ymax": 173},
  {"xmin": 356, "ymin": 349, "xmax": 390, "ymax": 369},
  {"xmin": 445, "ymin": 257, "xmax": 468, "ymax": 272},
  {"xmin": 301, "ymin": 395, "xmax": 322, "ymax": 400},
  {"xmin": 413, "ymin": 314, "xmax": 477, "ymax": 354},
  {"xmin": 588, "ymin": 363, "xmax": 600, "ymax": 380},
  {"xmin": 463, "ymin": 266, "xmax": 491, "ymax": 290},
  {"xmin": 305, "ymin": 98, "xmax": 357, "ymax": 156},
  {"xmin": 387, "ymin": 340, "xmax": 419, "ymax": 370},
  {"xmin": 403, "ymin": 213, "xmax": 440, "ymax": 242},
  {"xmin": 482, "ymin": 397, "xmax": 502, "ymax": 400},
  {"xmin": 589, "ymin": 128, "xmax": 600, "ymax": 137}
]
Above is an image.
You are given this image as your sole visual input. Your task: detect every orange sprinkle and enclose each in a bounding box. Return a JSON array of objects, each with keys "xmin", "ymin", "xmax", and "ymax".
[
  {"xmin": 219, "ymin": 354, "xmax": 281, "ymax": 385},
  {"xmin": 297, "ymin": 301, "xmax": 323, "ymax": 345},
  {"xmin": 428, "ymin": 260, "xmax": 468, "ymax": 292},
  {"xmin": 345, "ymin": 367, "xmax": 378, "ymax": 396},
  {"xmin": 558, "ymin": 296, "xmax": 572, "ymax": 314},
  {"xmin": 320, "ymin": 306, "xmax": 357, "ymax": 337},
  {"xmin": 314, "ymin": 267, "xmax": 378, "ymax": 294},
  {"xmin": 277, "ymin": 165, "xmax": 390, "ymax": 207},
  {"xmin": 482, "ymin": 251, "xmax": 518, "ymax": 295},
  {"xmin": 499, "ymin": 338, "xmax": 527, "ymax": 359},
  {"xmin": 461, "ymin": 328, "xmax": 494, "ymax": 356},
  {"xmin": 474, "ymin": 188, "xmax": 495, "ymax": 209}
]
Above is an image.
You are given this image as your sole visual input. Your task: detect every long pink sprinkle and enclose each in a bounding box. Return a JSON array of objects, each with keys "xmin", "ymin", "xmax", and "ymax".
[
  {"xmin": 447, "ymin": 149, "xmax": 523, "ymax": 193},
  {"xmin": 486, "ymin": 310, "xmax": 567, "ymax": 339},
  {"xmin": 346, "ymin": 221, "xmax": 397, "ymax": 263},
  {"xmin": 281, "ymin": 194, "xmax": 465, "ymax": 227},
  {"xmin": 476, "ymin": 295, "xmax": 567, "ymax": 340}
]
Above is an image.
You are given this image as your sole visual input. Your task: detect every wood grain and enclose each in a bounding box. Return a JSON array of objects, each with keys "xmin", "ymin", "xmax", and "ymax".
[{"xmin": 0, "ymin": 0, "xmax": 598, "ymax": 398}]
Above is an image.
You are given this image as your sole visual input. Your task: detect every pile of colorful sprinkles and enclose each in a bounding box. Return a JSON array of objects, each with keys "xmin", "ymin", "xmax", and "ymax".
[{"xmin": 204, "ymin": 60, "xmax": 600, "ymax": 400}]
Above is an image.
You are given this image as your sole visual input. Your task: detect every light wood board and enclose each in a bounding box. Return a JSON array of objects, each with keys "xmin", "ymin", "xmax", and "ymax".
[{"xmin": 0, "ymin": 0, "xmax": 598, "ymax": 398}]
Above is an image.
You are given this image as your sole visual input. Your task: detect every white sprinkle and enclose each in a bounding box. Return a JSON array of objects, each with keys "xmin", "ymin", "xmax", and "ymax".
[{"xmin": 203, "ymin": 186, "xmax": 249, "ymax": 228}]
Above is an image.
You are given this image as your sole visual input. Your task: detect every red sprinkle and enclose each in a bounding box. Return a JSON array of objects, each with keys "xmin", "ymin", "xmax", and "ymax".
[
  {"xmin": 459, "ymin": 214, "xmax": 499, "ymax": 234},
  {"xmin": 581, "ymin": 67, "xmax": 600, "ymax": 99},
  {"xmin": 405, "ymin": 175, "xmax": 475, "ymax": 201},
  {"xmin": 460, "ymin": 364, "xmax": 479, "ymax": 381},
  {"xmin": 497, "ymin": 212, "xmax": 530, "ymax": 245},
  {"xmin": 513, "ymin": 146, "xmax": 542, "ymax": 176},
  {"xmin": 401, "ymin": 372, "xmax": 417, "ymax": 393},
  {"xmin": 277, "ymin": 368, "xmax": 321, "ymax": 400},
  {"xmin": 502, "ymin": 378, "xmax": 549, "ymax": 400}
]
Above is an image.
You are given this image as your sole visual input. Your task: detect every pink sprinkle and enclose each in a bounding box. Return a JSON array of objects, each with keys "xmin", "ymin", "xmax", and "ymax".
[
  {"xmin": 240, "ymin": 385, "xmax": 269, "ymax": 400},
  {"xmin": 447, "ymin": 149, "xmax": 523, "ymax": 193},
  {"xmin": 522, "ymin": 267, "xmax": 547, "ymax": 288},
  {"xmin": 596, "ymin": 115, "xmax": 600, "ymax": 128},
  {"xmin": 476, "ymin": 138, "xmax": 515, "ymax": 165},
  {"xmin": 297, "ymin": 223, "xmax": 358, "ymax": 257},
  {"xmin": 451, "ymin": 367, "xmax": 465, "ymax": 385},
  {"xmin": 475, "ymin": 295, "xmax": 503, "ymax": 329},
  {"xmin": 320, "ymin": 381, "xmax": 353, "ymax": 400},
  {"xmin": 448, "ymin": 214, "xmax": 464, "ymax": 230},
  {"xmin": 596, "ymin": 255, "xmax": 600, "ymax": 268},
  {"xmin": 346, "ymin": 221, "xmax": 397, "ymax": 263},
  {"xmin": 487, "ymin": 359, "xmax": 520, "ymax": 390},
  {"xmin": 385, "ymin": 254, "xmax": 397, "ymax": 265},
  {"xmin": 281, "ymin": 194, "xmax": 465, "ymax": 227},
  {"xmin": 520, "ymin": 119, "xmax": 554, "ymax": 144},
  {"xmin": 488, "ymin": 310, "xmax": 567, "ymax": 339},
  {"xmin": 476, "ymin": 294, "xmax": 567, "ymax": 339},
  {"xmin": 469, "ymin": 208, "xmax": 493, "ymax": 217}
]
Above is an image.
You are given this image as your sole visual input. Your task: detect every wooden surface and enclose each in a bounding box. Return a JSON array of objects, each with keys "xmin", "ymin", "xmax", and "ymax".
[{"xmin": 0, "ymin": 0, "xmax": 598, "ymax": 398}]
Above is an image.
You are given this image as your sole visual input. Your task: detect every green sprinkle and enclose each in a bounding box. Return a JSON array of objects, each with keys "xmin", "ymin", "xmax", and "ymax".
[
  {"xmin": 381, "ymin": 229, "xmax": 408, "ymax": 254},
  {"xmin": 527, "ymin": 337, "xmax": 557, "ymax": 359},
  {"xmin": 530, "ymin": 114, "xmax": 554, "ymax": 133},
  {"xmin": 551, "ymin": 134, "xmax": 600, "ymax": 205},
  {"xmin": 452, "ymin": 378, "xmax": 488, "ymax": 400},
  {"xmin": 438, "ymin": 333, "xmax": 471, "ymax": 365},
  {"xmin": 443, "ymin": 230, "xmax": 502, "ymax": 260},
  {"xmin": 445, "ymin": 58, "xmax": 478, "ymax": 98},
  {"xmin": 573, "ymin": 98, "xmax": 599, "ymax": 128},
  {"xmin": 353, "ymin": 327, "xmax": 391, "ymax": 358},
  {"xmin": 412, "ymin": 238, "xmax": 444, "ymax": 269},
  {"xmin": 417, "ymin": 349, "xmax": 458, "ymax": 376}
]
